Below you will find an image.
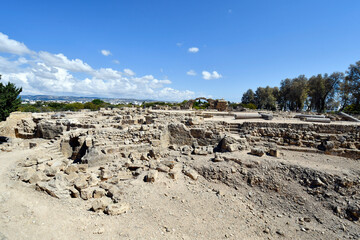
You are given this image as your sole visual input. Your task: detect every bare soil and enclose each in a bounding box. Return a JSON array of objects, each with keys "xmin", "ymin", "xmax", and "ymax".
[{"xmin": 0, "ymin": 138, "xmax": 359, "ymax": 240}]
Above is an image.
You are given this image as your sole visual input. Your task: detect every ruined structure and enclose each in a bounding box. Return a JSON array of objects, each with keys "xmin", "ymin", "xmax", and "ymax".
[
  {"xmin": 0, "ymin": 108, "xmax": 359, "ymax": 239},
  {"xmin": 183, "ymin": 97, "xmax": 228, "ymax": 111}
]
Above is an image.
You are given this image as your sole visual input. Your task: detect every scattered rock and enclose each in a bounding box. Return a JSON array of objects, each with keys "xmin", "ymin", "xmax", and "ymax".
[
  {"xmin": 144, "ymin": 170, "xmax": 158, "ymax": 183},
  {"xmin": 250, "ymin": 147, "xmax": 264, "ymax": 157},
  {"xmin": 183, "ymin": 167, "xmax": 199, "ymax": 181},
  {"xmin": 104, "ymin": 202, "xmax": 130, "ymax": 215},
  {"xmin": 91, "ymin": 197, "xmax": 112, "ymax": 212}
]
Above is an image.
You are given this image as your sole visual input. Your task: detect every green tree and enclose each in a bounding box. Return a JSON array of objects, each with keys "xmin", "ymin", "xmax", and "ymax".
[
  {"xmin": 0, "ymin": 75, "xmax": 22, "ymax": 121},
  {"xmin": 308, "ymin": 72, "xmax": 343, "ymax": 113},
  {"xmin": 254, "ymin": 86, "xmax": 277, "ymax": 110},
  {"xmin": 91, "ymin": 99, "xmax": 105, "ymax": 105},
  {"xmin": 279, "ymin": 76, "xmax": 308, "ymax": 111},
  {"xmin": 241, "ymin": 89, "xmax": 256, "ymax": 104},
  {"xmin": 345, "ymin": 61, "xmax": 360, "ymax": 106}
]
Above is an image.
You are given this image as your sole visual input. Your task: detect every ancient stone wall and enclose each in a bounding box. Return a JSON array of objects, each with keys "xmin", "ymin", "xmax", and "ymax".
[{"xmin": 235, "ymin": 122, "xmax": 360, "ymax": 159}]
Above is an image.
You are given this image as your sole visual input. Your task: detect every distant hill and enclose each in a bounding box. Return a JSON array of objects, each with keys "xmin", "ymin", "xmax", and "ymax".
[{"xmin": 20, "ymin": 95, "xmax": 156, "ymax": 103}]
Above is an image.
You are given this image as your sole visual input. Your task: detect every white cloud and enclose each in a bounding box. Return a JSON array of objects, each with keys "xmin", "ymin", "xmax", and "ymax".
[
  {"xmin": 0, "ymin": 32, "xmax": 32, "ymax": 55},
  {"xmin": 123, "ymin": 68, "xmax": 135, "ymax": 76},
  {"xmin": 187, "ymin": 70, "xmax": 197, "ymax": 76},
  {"xmin": 188, "ymin": 47, "xmax": 199, "ymax": 53},
  {"xmin": 176, "ymin": 42, "xmax": 183, "ymax": 47},
  {"xmin": 0, "ymin": 32, "xmax": 196, "ymax": 101},
  {"xmin": 202, "ymin": 71, "xmax": 222, "ymax": 80},
  {"xmin": 38, "ymin": 51, "xmax": 93, "ymax": 73},
  {"xmin": 113, "ymin": 59, "xmax": 120, "ymax": 64},
  {"xmin": 101, "ymin": 49, "xmax": 111, "ymax": 56}
]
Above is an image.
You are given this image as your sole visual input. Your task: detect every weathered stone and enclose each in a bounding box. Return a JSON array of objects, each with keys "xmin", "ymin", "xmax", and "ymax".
[
  {"xmin": 194, "ymin": 146, "xmax": 209, "ymax": 155},
  {"xmin": 213, "ymin": 152, "xmax": 224, "ymax": 162},
  {"xmin": 117, "ymin": 171, "xmax": 133, "ymax": 181},
  {"xmin": 36, "ymin": 177, "xmax": 70, "ymax": 199},
  {"xmin": 29, "ymin": 171, "xmax": 48, "ymax": 184},
  {"xmin": 22, "ymin": 157, "xmax": 38, "ymax": 167},
  {"xmin": 64, "ymin": 165, "xmax": 78, "ymax": 175},
  {"xmin": 80, "ymin": 188, "xmax": 94, "ymax": 200},
  {"xmin": 311, "ymin": 178, "xmax": 325, "ymax": 188},
  {"xmin": 168, "ymin": 123, "xmax": 193, "ymax": 146},
  {"xmin": 162, "ymin": 160, "xmax": 176, "ymax": 169},
  {"xmin": 29, "ymin": 142, "xmax": 37, "ymax": 149},
  {"xmin": 144, "ymin": 170, "xmax": 158, "ymax": 183},
  {"xmin": 268, "ymin": 148, "xmax": 279, "ymax": 157},
  {"xmin": 180, "ymin": 145, "xmax": 193, "ymax": 155},
  {"xmin": 168, "ymin": 170, "xmax": 178, "ymax": 180},
  {"xmin": 107, "ymin": 185, "xmax": 123, "ymax": 201},
  {"xmin": 91, "ymin": 197, "xmax": 112, "ymax": 212},
  {"xmin": 88, "ymin": 174, "xmax": 100, "ymax": 186},
  {"xmin": 156, "ymin": 164, "xmax": 170, "ymax": 173},
  {"xmin": 183, "ymin": 167, "xmax": 199, "ymax": 181},
  {"xmin": 93, "ymin": 188, "xmax": 106, "ymax": 198},
  {"xmin": 18, "ymin": 167, "xmax": 36, "ymax": 182},
  {"xmin": 250, "ymin": 147, "xmax": 265, "ymax": 157},
  {"xmin": 44, "ymin": 166, "xmax": 58, "ymax": 177},
  {"xmin": 74, "ymin": 177, "xmax": 88, "ymax": 190},
  {"xmin": 64, "ymin": 172, "xmax": 78, "ymax": 184},
  {"xmin": 346, "ymin": 204, "xmax": 360, "ymax": 221},
  {"xmin": 218, "ymin": 136, "xmax": 238, "ymax": 152},
  {"xmin": 104, "ymin": 203, "xmax": 130, "ymax": 215},
  {"xmin": 69, "ymin": 187, "xmax": 80, "ymax": 198},
  {"xmin": 36, "ymin": 122, "xmax": 64, "ymax": 139},
  {"xmin": 100, "ymin": 167, "xmax": 112, "ymax": 180}
]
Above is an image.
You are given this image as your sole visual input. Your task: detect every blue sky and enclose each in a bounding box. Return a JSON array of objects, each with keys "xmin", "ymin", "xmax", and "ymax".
[{"xmin": 0, "ymin": 0, "xmax": 360, "ymax": 101}]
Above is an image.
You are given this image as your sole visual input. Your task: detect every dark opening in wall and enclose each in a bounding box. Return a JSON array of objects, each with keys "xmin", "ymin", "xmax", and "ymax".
[{"xmin": 69, "ymin": 136, "xmax": 89, "ymax": 163}]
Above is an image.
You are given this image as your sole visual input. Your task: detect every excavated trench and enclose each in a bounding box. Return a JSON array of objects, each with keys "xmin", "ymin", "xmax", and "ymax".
[{"xmin": 192, "ymin": 156, "xmax": 360, "ymax": 224}]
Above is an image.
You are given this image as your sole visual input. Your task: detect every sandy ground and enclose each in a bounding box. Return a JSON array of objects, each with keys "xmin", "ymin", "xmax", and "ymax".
[{"xmin": 0, "ymin": 139, "xmax": 359, "ymax": 240}]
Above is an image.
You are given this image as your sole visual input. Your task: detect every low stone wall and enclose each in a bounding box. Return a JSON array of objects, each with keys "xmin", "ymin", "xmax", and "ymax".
[{"xmin": 237, "ymin": 122, "xmax": 360, "ymax": 159}]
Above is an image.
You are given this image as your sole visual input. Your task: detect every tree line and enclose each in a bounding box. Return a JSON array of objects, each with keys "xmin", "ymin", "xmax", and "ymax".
[{"xmin": 241, "ymin": 61, "xmax": 360, "ymax": 113}]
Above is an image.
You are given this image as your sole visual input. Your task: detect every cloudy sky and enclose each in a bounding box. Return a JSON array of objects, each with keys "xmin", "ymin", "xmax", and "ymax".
[{"xmin": 1, "ymin": 0, "xmax": 360, "ymax": 101}]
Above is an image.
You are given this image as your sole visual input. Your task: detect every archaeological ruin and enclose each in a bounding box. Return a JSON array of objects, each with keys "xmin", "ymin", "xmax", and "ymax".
[{"xmin": 0, "ymin": 107, "xmax": 359, "ymax": 239}]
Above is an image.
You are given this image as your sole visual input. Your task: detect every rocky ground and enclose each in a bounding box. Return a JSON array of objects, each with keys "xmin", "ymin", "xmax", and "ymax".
[
  {"xmin": 0, "ymin": 138, "xmax": 359, "ymax": 240},
  {"xmin": 0, "ymin": 109, "xmax": 359, "ymax": 239}
]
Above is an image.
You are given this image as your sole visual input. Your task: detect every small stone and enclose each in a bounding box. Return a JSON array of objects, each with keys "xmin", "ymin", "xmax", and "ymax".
[
  {"xmin": 104, "ymin": 203, "xmax": 130, "ymax": 215},
  {"xmin": 74, "ymin": 177, "xmax": 88, "ymax": 190},
  {"xmin": 93, "ymin": 188, "xmax": 106, "ymax": 198},
  {"xmin": 91, "ymin": 197, "xmax": 112, "ymax": 212},
  {"xmin": 250, "ymin": 148, "xmax": 264, "ymax": 157},
  {"xmin": 168, "ymin": 171, "xmax": 178, "ymax": 180},
  {"xmin": 100, "ymin": 168, "xmax": 112, "ymax": 180},
  {"xmin": 269, "ymin": 148, "xmax": 279, "ymax": 157},
  {"xmin": 144, "ymin": 170, "xmax": 158, "ymax": 183},
  {"xmin": 80, "ymin": 188, "xmax": 93, "ymax": 200},
  {"xmin": 156, "ymin": 164, "xmax": 170, "ymax": 173},
  {"xmin": 29, "ymin": 142, "xmax": 37, "ymax": 149},
  {"xmin": 29, "ymin": 171, "xmax": 48, "ymax": 184},
  {"xmin": 183, "ymin": 167, "xmax": 199, "ymax": 181},
  {"xmin": 22, "ymin": 157, "xmax": 38, "ymax": 167},
  {"xmin": 69, "ymin": 187, "xmax": 80, "ymax": 198}
]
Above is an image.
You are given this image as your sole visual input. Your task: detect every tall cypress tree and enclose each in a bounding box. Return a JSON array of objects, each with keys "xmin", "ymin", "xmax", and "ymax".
[{"xmin": 0, "ymin": 74, "xmax": 22, "ymax": 121}]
